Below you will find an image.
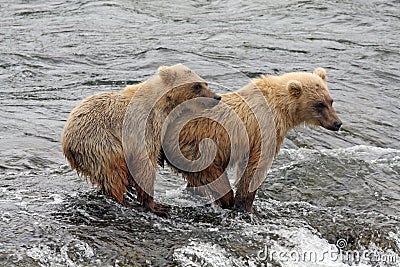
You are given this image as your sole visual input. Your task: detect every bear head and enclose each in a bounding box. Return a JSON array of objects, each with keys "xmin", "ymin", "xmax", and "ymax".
[
  {"xmin": 286, "ymin": 68, "xmax": 342, "ymax": 131},
  {"xmin": 157, "ymin": 64, "xmax": 221, "ymax": 110}
]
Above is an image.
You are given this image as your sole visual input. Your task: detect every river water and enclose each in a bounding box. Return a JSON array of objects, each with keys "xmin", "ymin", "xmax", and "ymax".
[{"xmin": 1, "ymin": 0, "xmax": 399, "ymax": 266}]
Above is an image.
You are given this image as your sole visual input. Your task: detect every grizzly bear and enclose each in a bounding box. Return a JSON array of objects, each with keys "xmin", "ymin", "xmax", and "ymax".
[
  {"xmin": 160, "ymin": 67, "xmax": 342, "ymax": 212},
  {"xmin": 62, "ymin": 64, "xmax": 221, "ymax": 216}
]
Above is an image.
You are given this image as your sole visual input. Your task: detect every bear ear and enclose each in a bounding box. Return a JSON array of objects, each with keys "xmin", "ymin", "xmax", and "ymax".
[
  {"xmin": 287, "ymin": 80, "xmax": 302, "ymax": 97},
  {"xmin": 157, "ymin": 65, "xmax": 169, "ymax": 73},
  {"xmin": 157, "ymin": 65, "xmax": 171, "ymax": 79},
  {"xmin": 157, "ymin": 65, "xmax": 177, "ymax": 86},
  {"xmin": 314, "ymin": 67, "xmax": 327, "ymax": 82}
]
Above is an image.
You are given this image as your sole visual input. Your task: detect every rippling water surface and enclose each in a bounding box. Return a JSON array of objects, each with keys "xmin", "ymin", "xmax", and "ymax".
[{"xmin": 1, "ymin": 0, "xmax": 399, "ymax": 266}]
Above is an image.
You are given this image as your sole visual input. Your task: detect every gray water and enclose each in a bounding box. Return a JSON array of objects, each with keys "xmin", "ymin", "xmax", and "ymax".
[{"xmin": 1, "ymin": 0, "xmax": 400, "ymax": 266}]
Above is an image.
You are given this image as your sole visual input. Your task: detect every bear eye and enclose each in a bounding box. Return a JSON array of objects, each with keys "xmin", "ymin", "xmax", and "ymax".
[
  {"xmin": 192, "ymin": 83, "xmax": 202, "ymax": 93},
  {"xmin": 315, "ymin": 102, "xmax": 326, "ymax": 110}
]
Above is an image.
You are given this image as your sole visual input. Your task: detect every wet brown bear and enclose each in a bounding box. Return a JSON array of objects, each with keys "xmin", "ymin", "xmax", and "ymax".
[
  {"xmin": 62, "ymin": 64, "xmax": 220, "ymax": 216},
  {"xmin": 161, "ymin": 67, "xmax": 342, "ymax": 212}
]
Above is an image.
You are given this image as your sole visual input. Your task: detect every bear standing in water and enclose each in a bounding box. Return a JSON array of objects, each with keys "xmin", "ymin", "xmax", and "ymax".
[
  {"xmin": 62, "ymin": 64, "xmax": 220, "ymax": 216},
  {"xmin": 63, "ymin": 66, "xmax": 341, "ymax": 216},
  {"xmin": 161, "ymin": 68, "xmax": 342, "ymax": 212}
]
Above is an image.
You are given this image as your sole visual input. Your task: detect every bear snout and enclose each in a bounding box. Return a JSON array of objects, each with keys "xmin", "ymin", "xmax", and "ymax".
[
  {"xmin": 333, "ymin": 120, "xmax": 342, "ymax": 131},
  {"xmin": 201, "ymin": 91, "xmax": 221, "ymax": 106},
  {"xmin": 199, "ymin": 86, "xmax": 221, "ymax": 102},
  {"xmin": 202, "ymin": 95, "xmax": 221, "ymax": 108},
  {"xmin": 323, "ymin": 119, "xmax": 342, "ymax": 131}
]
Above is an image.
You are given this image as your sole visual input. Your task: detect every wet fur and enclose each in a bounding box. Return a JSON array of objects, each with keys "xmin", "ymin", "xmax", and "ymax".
[{"xmin": 63, "ymin": 67, "xmax": 340, "ymax": 214}]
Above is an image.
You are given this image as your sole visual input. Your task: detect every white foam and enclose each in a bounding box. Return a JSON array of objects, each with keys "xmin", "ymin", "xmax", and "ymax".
[
  {"xmin": 25, "ymin": 240, "xmax": 95, "ymax": 266},
  {"xmin": 331, "ymin": 145, "xmax": 399, "ymax": 163},
  {"xmin": 173, "ymin": 241, "xmax": 234, "ymax": 267},
  {"xmin": 45, "ymin": 193, "xmax": 64, "ymax": 205},
  {"xmin": 172, "ymin": 226, "xmax": 387, "ymax": 267},
  {"xmin": 389, "ymin": 231, "xmax": 400, "ymax": 255},
  {"xmin": 280, "ymin": 145, "xmax": 400, "ymax": 162},
  {"xmin": 26, "ymin": 244, "xmax": 62, "ymax": 265},
  {"xmin": 1, "ymin": 211, "xmax": 12, "ymax": 223}
]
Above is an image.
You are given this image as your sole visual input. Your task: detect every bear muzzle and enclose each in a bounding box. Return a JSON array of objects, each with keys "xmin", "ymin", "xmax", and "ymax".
[
  {"xmin": 323, "ymin": 119, "xmax": 342, "ymax": 131},
  {"xmin": 202, "ymin": 92, "xmax": 221, "ymax": 107},
  {"xmin": 333, "ymin": 120, "xmax": 342, "ymax": 131}
]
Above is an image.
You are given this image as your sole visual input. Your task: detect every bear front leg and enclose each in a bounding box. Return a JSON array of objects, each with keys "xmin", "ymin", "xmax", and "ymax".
[{"xmin": 234, "ymin": 161, "xmax": 262, "ymax": 212}]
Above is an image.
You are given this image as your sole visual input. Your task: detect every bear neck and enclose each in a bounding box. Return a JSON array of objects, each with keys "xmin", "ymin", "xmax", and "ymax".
[{"xmin": 253, "ymin": 77, "xmax": 303, "ymax": 154}]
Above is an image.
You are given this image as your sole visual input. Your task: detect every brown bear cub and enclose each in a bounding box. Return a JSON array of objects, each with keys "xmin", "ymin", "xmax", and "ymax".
[
  {"xmin": 62, "ymin": 64, "xmax": 220, "ymax": 216},
  {"xmin": 161, "ymin": 67, "xmax": 342, "ymax": 212}
]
